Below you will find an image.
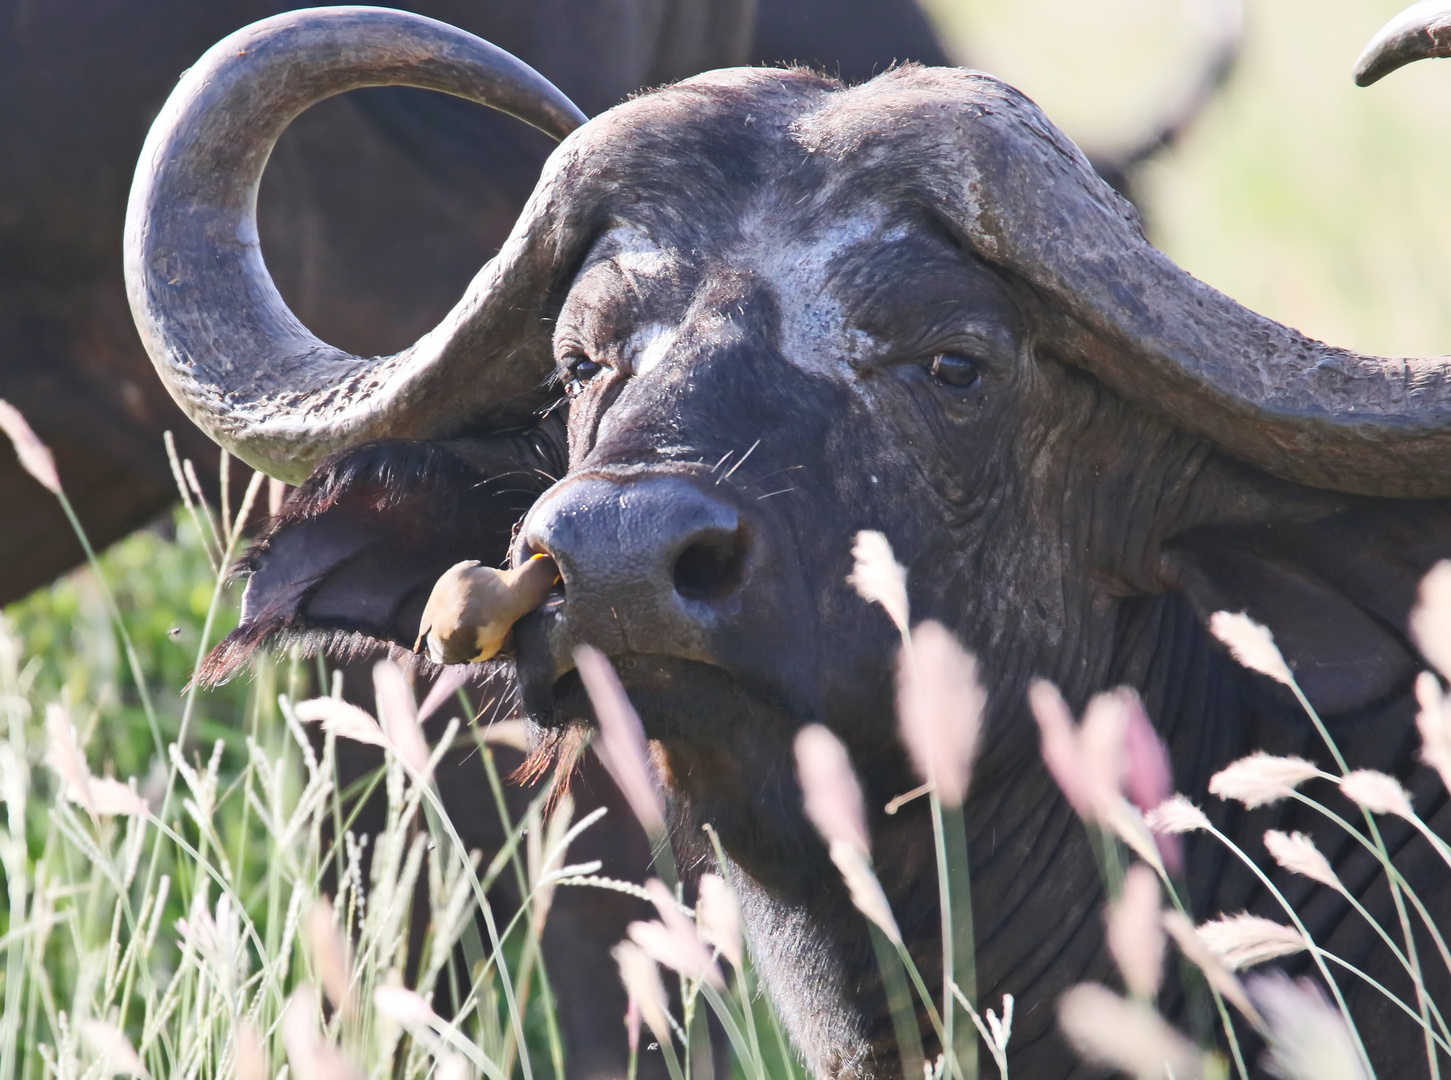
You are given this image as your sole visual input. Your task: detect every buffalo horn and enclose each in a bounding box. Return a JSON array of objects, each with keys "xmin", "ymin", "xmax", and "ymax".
[
  {"xmin": 124, "ymin": 7, "xmax": 586, "ymax": 483},
  {"xmin": 1355, "ymin": 0, "xmax": 1451, "ymax": 87},
  {"xmin": 911, "ymin": 0, "xmax": 1451, "ymax": 498}
]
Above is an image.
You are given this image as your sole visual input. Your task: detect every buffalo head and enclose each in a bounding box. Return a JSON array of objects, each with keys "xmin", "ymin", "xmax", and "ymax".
[{"xmin": 128, "ymin": 6, "xmax": 1451, "ymax": 1076}]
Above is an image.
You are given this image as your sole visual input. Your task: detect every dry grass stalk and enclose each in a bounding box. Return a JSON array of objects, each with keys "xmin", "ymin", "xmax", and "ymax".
[
  {"xmin": 1079, "ymin": 690, "xmax": 1131, "ymax": 810},
  {"xmin": 294, "ymin": 697, "xmax": 389, "ymax": 751},
  {"xmin": 281, "ymin": 986, "xmax": 364, "ymax": 1080},
  {"xmin": 233, "ymin": 1021, "xmax": 267, "ymax": 1080},
  {"xmin": 372, "ymin": 660, "xmax": 431, "ymax": 779},
  {"xmin": 0, "ymin": 399, "xmax": 61, "ymax": 494},
  {"xmin": 848, "ymin": 530, "xmax": 910, "ymax": 637},
  {"xmin": 88, "ymin": 777, "xmax": 148, "ymax": 818},
  {"xmin": 1414, "ymin": 670, "xmax": 1451, "ymax": 793},
  {"xmin": 373, "ymin": 984, "xmax": 439, "ymax": 1027},
  {"xmin": 1210, "ymin": 752, "xmax": 1322, "ymax": 808},
  {"xmin": 1029, "ymin": 680, "xmax": 1094, "ymax": 819},
  {"xmin": 1248, "ymin": 973, "xmax": 1372, "ymax": 1080},
  {"xmin": 628, "ymin": 920, "xmax": 721, "ymax": 988},
  {"xmin": 1030, "ymin": 682, "xmax": 1174, "ymax": 869},
  {"xmin": 829, "ymin": 840, "xmax": 902, "ymax": 944},
  {"xmin": 78, "ymin": 1018, "xmax": 148, "ymax": 1078},
  {"xmin": 1410, "ymin": 560, "xmax": 1451, "ymax": 681},
  {"xmin": 895, "ymin": 620, "xmax": 984, "ymax": 808},
  {"xmin": 625, "ymin": 996, "xmax": 642, "ymax": 1057},
  {"xmin": 1196, "ymin": 912, "xmax": 1307, "ymax": 971},
  {"xmin": 1106, "ymin": 863, "xmax": 1164, "ymax": 1000},
  {"xmin": 305, "ymin": 897, "xmax": 355, "ymax": 1016},
  {"xmin": 1209, "ymin": 611, "xmax": 1295, "ymax": 687},
  {"xmin": 1121, "ymin": 694, "xmax": 1173, "ymax": 815},
  {"xmin": 794, "ymin": 724, "xmax": 870, "ymax": 856},
  {"xmin": 1057, "ymin": 983, "xmax": 1206, "ymax": 1080},
  {"xmin": 1161, "ymin": 910, "xmax": 1259, "ymax": 1025},
  {"xmin": 575, "ymin": 646, "xmax": 667, "ymax": 836},
  {"xmin": 696, "ymin": 872, "xmax": 743, "ymax": 970},
  {"xmin": 627, "ymin": 879, "xmax": 722, "ymax": 987},
  {"xmin": 44, "ymin": 702, "xmax": 95, "ymax": 819},
  {"xmin": 612, "ymin": 940, "xmax": 673, "ymax": 1046},
  {"xmin": 417, "ymin": 666, "xmax": 471, "ymax": 724}
]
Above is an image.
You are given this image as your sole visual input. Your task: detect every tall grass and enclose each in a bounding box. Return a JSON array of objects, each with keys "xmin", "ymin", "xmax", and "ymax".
[{"xmin": 1, "ymin": 409, "xmax": 1448, "ymax": 1080}]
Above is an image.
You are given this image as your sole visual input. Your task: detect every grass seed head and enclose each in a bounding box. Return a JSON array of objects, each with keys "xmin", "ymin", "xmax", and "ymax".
[
  {"xmin": 79, "ymin": 1019, "xmax": 148, "ymax": 1079},
  {"xmin": 1264, "ymin": 830, "xmax": 1342, "ymax": 891},
  {"xmin": 1120, "ymin": 692, "xmax": 1173, "ymax": 814},
  {"xmin": 372, "ymin": 660, "xmax": 431, "ymax": 779},
  {"xmin": 306, "ymin": 897, "xmax": 354, "ymax": 1016},
  {"xmin": 1161, "ymin": 911, "xmax": 1259, "ymax": 1025},
  {"xmin": 1210, "ymin": 611, "xmax": 1295, "ymax": 687},
  {"xmin": 1146, "ymin": 794, "xmax": 1211, "ymax": 834},
  {"xmin": 282, "ymin": 986, "xmax": 364, "ymax": 1080},
  {"xmin": 1058, "ymin": 983, "xmax": 1206, "ymax": 1080},
  {"xmin": 1338, "ymin": 770, "xmax": 1414, "ymax": 818},
  {"xmin": 1248, "ymin": 973, "xmax": 1372, "ymax": 1080},
  {"xmin": 635, "ymin": 878, "xmax": 723, "ymax": 986},
  {"xmin": 1106, "ymin": 863, "xmax": 1164, "ymax": 1000},
  {"xmin": 1414, "ymin": 670, "xmax": 1451, "ymax": 793},
  {"xmin": 848, "ymin": 530, "xmax": 910, "ymax": 637},
  {"xmin": 45, "ymin": 702, "xmax": 95, "ymax": 819},
  {"xmin": 373, "ymin": 985, "xmax": 439, "ymax": 1028},
  {"xmin": 1029, "ymin": 680, "xmax": 1094, "ymax": 819},
  {"xmin": 829, "ymin": 839, "xmax": 902, "ymax": 944},
  {"xmin": 794, "ymin": 724, "xmax": 870, "ymax": 856},
  {"xmin": 576, "ymin": 646, "xmax": 667, "ymax": 836},
  {"xmin": 0, "ymin": 399, "xmax": 61, "ymax": 495},
  {"xmin": 1411, "ymin": 561, "xmax": 1451, "ymax": 681},
  {"xmin": 1210, "ymin": 753, "xmax": 1322, "ymax": 808},
  {"xmin": 896, "ymin": 620, "xmax": 984, "ymax": 808},
  {"xmin": 1196, "ymin": 913, "xmax": 1307, "ymax": 971},
  {"xmin": 612, "ymin": 940, "xmax": 674, "ymax": 1046},
  {"xmin": 87, "ymin": 777, "xmax": 148, "ymax": 818},
  {"xmin": 696, "ymin": 872, "xmax": 743, "ymax": 970},
  {"xmin": 294, "ymin": 697, "xmax": 388, "ymax": 751},
  {"xmin": 233, "ymin": 1021, "xmax": 267, "ymax": 1080}
]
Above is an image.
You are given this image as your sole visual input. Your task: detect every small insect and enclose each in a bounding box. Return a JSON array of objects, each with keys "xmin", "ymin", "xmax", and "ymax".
[{"xmin": 414, "ymin": 554, "xmax": 559, "ymax": 665}]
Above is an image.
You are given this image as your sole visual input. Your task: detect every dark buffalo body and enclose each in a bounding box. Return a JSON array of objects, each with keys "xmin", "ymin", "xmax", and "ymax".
[{"xmin": 149, "ymin": 25, "xmax": 1451, "ymax": 1077}]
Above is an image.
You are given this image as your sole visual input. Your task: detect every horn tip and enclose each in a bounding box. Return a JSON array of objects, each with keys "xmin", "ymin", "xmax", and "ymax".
[{"xmin": 1354, "ymin": 1, "xmax": 1451, "ymax": 87}]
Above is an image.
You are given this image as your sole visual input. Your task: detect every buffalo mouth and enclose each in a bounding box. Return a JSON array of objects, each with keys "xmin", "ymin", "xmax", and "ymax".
[{"xmin": 514, "ymin": 636, "xmax": 802, "ymax": 744}]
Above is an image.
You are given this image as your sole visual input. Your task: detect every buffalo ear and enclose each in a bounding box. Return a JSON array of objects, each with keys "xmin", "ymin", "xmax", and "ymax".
[
  {"xmin": 201, "ymin": 423, "xmax": 563, "ymax": 684},
  {"xmin": 1162, "ymin": 502, "xmax": 1451, "ymax": 715}
]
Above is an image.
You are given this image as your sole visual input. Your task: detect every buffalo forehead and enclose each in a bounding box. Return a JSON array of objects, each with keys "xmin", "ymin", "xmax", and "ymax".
[{"xmin": 554, "ymin": 68, "xmax": 1059, "ymax": 383}]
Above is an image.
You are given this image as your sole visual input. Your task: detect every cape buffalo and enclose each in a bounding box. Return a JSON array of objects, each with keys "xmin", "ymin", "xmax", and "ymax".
[
  {"xmin": 125, "ymin": 5, "xmax": 1450, "ymax": 1077},
  {"xmin": 0, "ymin": 0, "xmax": 966, "ymax": 605},
  {"xmin": 0, "ymin": 0, "xmax": 1243, "ymax": 609}
]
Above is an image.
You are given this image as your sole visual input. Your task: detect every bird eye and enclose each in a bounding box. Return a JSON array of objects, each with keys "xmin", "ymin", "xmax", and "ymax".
[
  {"xmin": 564, "ymin": 355, "xmax": 603, "ymax": 393},
  {"xmin": 929, "ymin": 352, "xmax": 980, "ymax": 390}
]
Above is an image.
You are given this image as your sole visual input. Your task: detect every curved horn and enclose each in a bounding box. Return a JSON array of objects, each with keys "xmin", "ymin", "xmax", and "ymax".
[
  {"xmin": 869, "ymin": 42, "xmax": 1451, "ymax": 496},
  {"xmin": 1355, "ymin": 0, "xmax": 1451, "ymax": 86},
  {"xmin": 124, "ymin": 6, "xmax": 587, "ymax": 483}
]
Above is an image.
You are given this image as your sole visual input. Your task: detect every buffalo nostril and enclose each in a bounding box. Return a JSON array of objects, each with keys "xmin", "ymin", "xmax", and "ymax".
[{"xmin": 672, "ymin": 528, "xmax": 747, "ymax": 601}]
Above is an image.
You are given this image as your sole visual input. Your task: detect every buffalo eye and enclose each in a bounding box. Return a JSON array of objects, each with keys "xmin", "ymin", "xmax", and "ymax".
[
  {"xmin": 564, "ymin": 355, "xmax": 604, "ymax": 394},
  {"xmin": 929, "ymin": 352, "xmax": 980, "ymax": 390}
]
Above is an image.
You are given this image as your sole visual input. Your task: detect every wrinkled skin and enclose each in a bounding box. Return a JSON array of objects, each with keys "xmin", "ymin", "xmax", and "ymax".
[{"xmin": 221, "ymin": 68, "xmax": 1451, "ymax": 1078}]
